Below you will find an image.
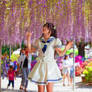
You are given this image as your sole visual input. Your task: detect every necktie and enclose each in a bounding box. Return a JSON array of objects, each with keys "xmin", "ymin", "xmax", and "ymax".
[{"xmin": 41, "ymin": 37, "xmax": 55, "ymax": 53}]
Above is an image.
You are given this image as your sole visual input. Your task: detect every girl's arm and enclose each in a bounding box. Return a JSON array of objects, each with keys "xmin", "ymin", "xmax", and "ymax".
[
  {"xmin": 26, "ymin": 32, "xmax": 32, "ymax": 52},
  {"xmin": 55, "ymin": 41, "xmax": 73, "ymax": 56},
  {"xmin": 26, "ymin": 32, "xmax": 37, "ymax": 53},
  {"xmin": 26, "ymin": 32, "xmax": 39, "ymax": 53}
]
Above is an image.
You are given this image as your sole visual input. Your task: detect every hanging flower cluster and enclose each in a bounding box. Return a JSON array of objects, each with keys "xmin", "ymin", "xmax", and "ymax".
[{"xmin": 0, "ymin": 0, "xmax": 92, "ymax": 45}]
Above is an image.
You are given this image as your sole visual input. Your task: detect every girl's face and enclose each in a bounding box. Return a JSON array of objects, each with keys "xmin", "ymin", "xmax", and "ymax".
[
  {"xmin": 66, "ymin": 56, "xmax": 68, "ymax": 59},
  {"xmin": 21, "ymin": 49, "xmax": 25, "ymax": 54},
  {"xmin": 70, "ymin": 54, "xmax": 73, "ymax": 58},
  {"xmin": 10, "ymin": 68, "xmax": 13, "ymax": 71},
  {"xmin": 42, "ymin": 27, "xmax": 51, "ymax": 39},
  {"xmin": 64, "ymin": 56, "xmax": 68, "ymax": 60}
]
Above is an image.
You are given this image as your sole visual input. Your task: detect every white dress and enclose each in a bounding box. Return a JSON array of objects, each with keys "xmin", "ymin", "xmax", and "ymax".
[
  {"xmin": 62, "ymin": 59, "xmax": 70, "ymax": 74},
  {"xmin": 28, "ymin": 36, "xmax": 62, "ymax": 85}
]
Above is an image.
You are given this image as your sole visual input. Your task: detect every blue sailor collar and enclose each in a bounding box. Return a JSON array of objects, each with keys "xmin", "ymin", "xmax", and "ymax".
[{"xmin": 40, "ymin": 36, "xmax": 55, "ymax": 43}]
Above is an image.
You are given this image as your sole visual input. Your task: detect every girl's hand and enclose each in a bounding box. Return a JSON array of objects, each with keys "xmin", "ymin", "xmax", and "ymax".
[
  {"xmin": 55, "ymin": 48, "xmax": 60, "ymax": 53},
  {"xmin": 65, "ymin": 41, "xmax": 73, "ymax": 51}
]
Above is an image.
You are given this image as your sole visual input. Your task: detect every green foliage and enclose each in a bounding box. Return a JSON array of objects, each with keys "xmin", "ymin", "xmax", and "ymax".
[
  {"xmin": 10, "ymin": 54, "xmax": 20, "ymax": 61},
  {"xmin": 61, "ymin": 48, "xmax": 78, "ymax": 55},
  {"xmin": 83, "ymin": 69, "xmax": 88, "ymax": 75},
  {"xmin": 83, "ymin": 67, "xmax": 92, "ymax": 82},
  {"xmin": 2, "ymin": 45, "xmax": 10, "ymax": 55},
  {"xmin": 2, "ymin": 44, "xmax": 20, "ymax": 55},
  {"xmin": 1, "ymin": 60, "xmax": 3, "ymax": 64}
]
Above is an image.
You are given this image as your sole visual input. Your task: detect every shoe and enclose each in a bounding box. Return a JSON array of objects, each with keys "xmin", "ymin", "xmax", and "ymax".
[
  {"xmin": 24, "ymin": 88, "xmax": 27, "ymax": 92},
  {"xmin": 20, "ymin": 86, "xmax": 23, "ymax": 90},
  {"xmin": 67, "ymin": 84, "xmax": 70, "ymax": 86},
  {"xmin": 7, "ymin": 86, "xmax": 9, "ymax": 89},
  {"xmin": 63, "ymin": 83, "xmax": 65, "ymax": 86},
  {"xmin": 12, "ymin": 87, "xmax": 14, "ymax": 90}
]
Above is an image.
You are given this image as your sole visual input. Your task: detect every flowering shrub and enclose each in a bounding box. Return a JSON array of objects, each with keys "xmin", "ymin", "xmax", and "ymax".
[{"xmin": 83, "ymin": 62, "xmax": 92, "ymax": 82}]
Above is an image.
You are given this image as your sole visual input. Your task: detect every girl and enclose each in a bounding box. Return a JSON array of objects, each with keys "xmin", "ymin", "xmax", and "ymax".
[
  {"xmin": 7, "ymin": 65, "xmax": 16, "ymax": 89},
  {"xmin": 62, "ymin": 55, "xmax": 70, "ymax": 86},
  {"xmin": 69, "ymin": 53, "xmax": 74, "ymax": 86},
  {"xmin": 27, "ymin": 22, "xmax": 73, "ymax": 92}
]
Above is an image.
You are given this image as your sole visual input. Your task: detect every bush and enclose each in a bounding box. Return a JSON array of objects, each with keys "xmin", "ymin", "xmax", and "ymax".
[{"xmin": 83, "ymin": 66, "xmax": 92, "ymax": 83}]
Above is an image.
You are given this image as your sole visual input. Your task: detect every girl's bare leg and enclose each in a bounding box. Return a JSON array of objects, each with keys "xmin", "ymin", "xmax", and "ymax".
[
  {"xmin": 46, "ymin": 83, "xmax": 53, "ymax": 92},
  {"xmin": 66, "ymin": 72, "xmax": 70, "ymax": 86},
  {"xmin": 38, "ymin": 85, "xmax": 45, "ymax": 92},
  {"xmin": 63, "ymin": 74, "xmax": 66, "ymax": 86},
  {"xmin": 70, "ymin": 78, "xmax": 73, "ymax": 85}
]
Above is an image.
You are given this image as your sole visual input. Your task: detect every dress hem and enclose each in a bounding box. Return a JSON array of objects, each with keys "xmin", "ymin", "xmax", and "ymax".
[{"xmin": 29, "ymin": 78, "xmax": 62, "ymax": 85}]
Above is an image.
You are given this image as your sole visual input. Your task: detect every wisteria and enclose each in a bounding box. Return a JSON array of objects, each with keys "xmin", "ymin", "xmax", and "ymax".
[{"xmin": 0, "ymin": 0, "xmax": 92, "ymax": 45}]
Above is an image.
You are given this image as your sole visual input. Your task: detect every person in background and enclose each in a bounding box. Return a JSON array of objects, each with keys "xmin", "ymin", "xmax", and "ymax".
[
  {"xmin": 7, "ymin": 65, "xmax": 16, "ymax": 89},
  {"xmin": 18, "ymin": 48, "xmax": 32, "ymax": 92},
  {"xmin": 68, "ymin": 53, "xmax": 74, "ymax": 86},
  {"xmin": 62, "ymin": 55, "xmax": 70, "ymax": 86}
]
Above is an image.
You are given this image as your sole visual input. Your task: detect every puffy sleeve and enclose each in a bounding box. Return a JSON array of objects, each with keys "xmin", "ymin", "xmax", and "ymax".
[{"xmin": 54, "ymin": 38, "xmax": 62, "ymax": 48}]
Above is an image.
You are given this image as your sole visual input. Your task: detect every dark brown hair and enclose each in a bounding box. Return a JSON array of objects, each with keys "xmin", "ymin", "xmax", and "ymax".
[{"xmin": 43, "ymin": 22, "xmax": 57, "ymax": 38}]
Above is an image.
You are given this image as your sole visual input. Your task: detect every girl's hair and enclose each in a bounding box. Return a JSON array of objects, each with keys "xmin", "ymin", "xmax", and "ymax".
[
  {"xmin": 43, "ymin": 22, "xmax": 57, "ymax": 38},
  {"xmin": 69, "ymin": 53, "xmax": 73, "ymax": 57},
  {"xmin": 9, "ymin": 65, "xmax": 13, "ymax": 69},
  {"xmin": 64, "ymin": 55, "xmax": 68, "ymax": 60}
]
